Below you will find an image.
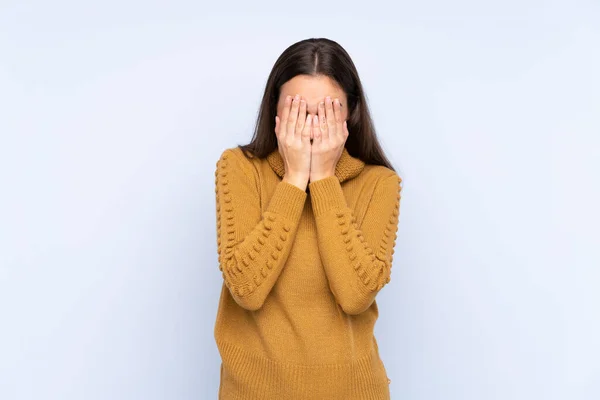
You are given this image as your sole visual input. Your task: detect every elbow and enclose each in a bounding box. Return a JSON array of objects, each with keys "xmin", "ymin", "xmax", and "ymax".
[
  {"xmin": 224, "ymin": 280, "xmax": 267, "ymax": 312},
  {"xmin": 335, "ymin": 288, "xmax": 374, "ymax": 315},
  {"xmin": 235, "ymin": 293, "xmax": 266, "ymax": 312},
  {"xmin": 336, "ymin": 275, "xmax": 391, "ymax": 315},
  {"xmin": 340, "ymin": 304, "xmax": 370, "ymax": 315},
  {"xmin": 220, "ymin": 257, "xmax": 273, "ymax": 312}
]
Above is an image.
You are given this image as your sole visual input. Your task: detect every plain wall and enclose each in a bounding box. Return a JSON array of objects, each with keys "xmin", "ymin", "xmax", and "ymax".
[{"xmin": 1, "ymin": 1, "xmax": 598, "ymax": 399}]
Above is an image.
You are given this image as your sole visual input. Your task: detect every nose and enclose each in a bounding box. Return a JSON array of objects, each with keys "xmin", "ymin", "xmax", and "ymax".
[{"xmin": 305, "ymin": 104, "xmax": 318, "ymax": 116}]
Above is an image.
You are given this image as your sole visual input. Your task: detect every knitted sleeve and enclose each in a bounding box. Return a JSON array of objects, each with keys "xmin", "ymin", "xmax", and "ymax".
[
  {"xmin": 215, "ymin": 148, "xmax": 307, "ymax": 311},
  {"xmin": 308, "ymin": 173, "xmax": 402, "ymax": 315}
]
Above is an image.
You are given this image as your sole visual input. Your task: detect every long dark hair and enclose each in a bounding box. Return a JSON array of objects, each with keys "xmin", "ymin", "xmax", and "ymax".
[{"xmin": 238, "ymin": 37, "xmax": 396, "ymax": 172}]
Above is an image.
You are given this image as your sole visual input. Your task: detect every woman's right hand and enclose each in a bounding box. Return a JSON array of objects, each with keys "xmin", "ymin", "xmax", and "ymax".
[{"xmin": 275, "ymin": 94, "xmax": 312, "ymax": 190}]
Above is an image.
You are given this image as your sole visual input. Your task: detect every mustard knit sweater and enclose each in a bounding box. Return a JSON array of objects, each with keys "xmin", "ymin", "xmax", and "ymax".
[{"xmin": 213, "ymin": 145, "xmax": 402, "ymax": 400}]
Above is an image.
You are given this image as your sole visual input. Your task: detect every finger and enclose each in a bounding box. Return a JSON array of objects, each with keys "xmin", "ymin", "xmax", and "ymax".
[
  {"xmin": 312, "ymin": 115, "xmax": 321, "ymax": 143},
  {"xmin": 325, "ymin": 96, "xmax": 336, "ymax": 139},
  {"xmin": 318, "ymin": 101, "xmax": 328, "ymax": 140},
  {"xmin": 297, "ymin": 98, "xmax": 307, "ymax": 134},
  {"xmin": 343, "ymin": 120, "xmax": 349, "ymax": 139},
  {"xmin": 333, "ymin": 98, "xmax": 344, "ymax": 139},
  {"xmin": 279, "ymin": 95, "xmax": 292, "ymax": 138},
  {"xmin": 301, "ymin": 113, "xmax": 311, "ymax": 143},
  {"xmin": 287, "ymin": 94, "xmax": 300, "ymax": 137}
]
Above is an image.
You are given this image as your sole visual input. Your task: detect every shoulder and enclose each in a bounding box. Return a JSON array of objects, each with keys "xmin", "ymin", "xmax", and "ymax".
[
  {"xmin": 362, "ymin": 164, "xmax": 403, "ymax": 189},
  {"xmin": 216, "ymin": 146, "xmax": 259, "ymax": 180},
  {"xmin": 360, "ymin": 165, "xmax": 403, "ymax": 210},
  {"xmin": 217, "ymin": 146, "xmax": 246, "ymax": 163}
]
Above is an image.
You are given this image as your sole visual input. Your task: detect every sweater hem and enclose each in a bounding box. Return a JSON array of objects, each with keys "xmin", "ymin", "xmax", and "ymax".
[{"xmin": 215, "ymin": 337, "xmax": 391, "ymax": 400}]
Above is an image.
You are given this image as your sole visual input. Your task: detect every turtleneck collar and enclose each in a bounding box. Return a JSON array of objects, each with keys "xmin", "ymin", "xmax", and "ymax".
[{"xmin": 266, "ymin": 146, "xmax": 365, "ymax": 183}]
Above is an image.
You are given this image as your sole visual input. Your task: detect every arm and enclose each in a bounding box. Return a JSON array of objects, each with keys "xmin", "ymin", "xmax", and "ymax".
[
  {"xmin": 308, "ymin": 173, "xmax": 402, "ymax": 315},
  {"xmin": 215, "ymin": 148, "xmax": 307, "ymax": 311}
]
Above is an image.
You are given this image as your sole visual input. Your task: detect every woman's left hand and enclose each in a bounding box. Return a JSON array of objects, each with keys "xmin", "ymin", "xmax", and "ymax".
[{"xmin": 309, "ymin": 96, "xmax": 349, "ymax": 182}]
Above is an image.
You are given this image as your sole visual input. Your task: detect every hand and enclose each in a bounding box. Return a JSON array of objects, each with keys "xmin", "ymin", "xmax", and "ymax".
[
  {"xmin": 309, "ymin": 96, "xmax": 348, "ymax": 182},
  {"xmin": 274, "ymin": 94, "xmax": 312, "ymax": 190}
]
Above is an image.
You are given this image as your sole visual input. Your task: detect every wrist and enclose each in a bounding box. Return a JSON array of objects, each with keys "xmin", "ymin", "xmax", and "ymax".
[
  {"xmin": 310, "ymin": 171, "xmax": 335, "ymax": 182},
  {"xmin": 283, "ymin": 173, "xmax": 309, "ymax": 191}
]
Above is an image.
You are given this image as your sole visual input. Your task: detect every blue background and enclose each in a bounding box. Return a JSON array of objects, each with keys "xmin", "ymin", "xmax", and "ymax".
[{"xmin": 0, "ymin": 1, "xmax": 598, "ymax": 399}]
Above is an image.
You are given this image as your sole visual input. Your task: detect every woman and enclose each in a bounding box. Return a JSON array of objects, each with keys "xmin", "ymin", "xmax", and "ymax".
[{"xmin": 214, "ymin": 37, "xmax": 402, "ymax": 399}]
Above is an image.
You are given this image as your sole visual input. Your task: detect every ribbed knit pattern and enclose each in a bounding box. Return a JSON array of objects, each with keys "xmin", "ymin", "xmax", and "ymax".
[{"xmin": 214, "ymin": 146, "xmax": 402, "ymax": 399}]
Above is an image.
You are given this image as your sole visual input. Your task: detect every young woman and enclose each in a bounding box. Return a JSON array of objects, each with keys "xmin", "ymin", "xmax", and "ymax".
[{"xmin": 214, "ymin": 37, "xmax": 402, "ymax": 399}]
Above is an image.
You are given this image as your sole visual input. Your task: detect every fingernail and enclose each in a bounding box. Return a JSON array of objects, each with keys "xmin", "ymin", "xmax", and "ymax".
[{"xmin": 326, "ymin": 96, "xmax": 331, "ymax": 102}]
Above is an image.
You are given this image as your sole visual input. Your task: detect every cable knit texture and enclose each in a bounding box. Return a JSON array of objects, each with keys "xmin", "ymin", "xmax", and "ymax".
[{"xmin": 214, "ymin": 145, "xmax": 402, "ymax": 400}]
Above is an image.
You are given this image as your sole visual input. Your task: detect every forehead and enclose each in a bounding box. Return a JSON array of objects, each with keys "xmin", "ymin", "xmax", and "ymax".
[{"xmin": 279, "ymin": 74, "xmax": 346, "ymax": 106}]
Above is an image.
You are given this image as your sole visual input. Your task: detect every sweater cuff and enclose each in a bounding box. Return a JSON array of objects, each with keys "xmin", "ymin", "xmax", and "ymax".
[
  {"xmin": 267, "ymin": 180, "xmax": 307, "ymax": 220},
  {"xmin": 309, "ymin": 175, "xmax": 346, "ymax": 217}
]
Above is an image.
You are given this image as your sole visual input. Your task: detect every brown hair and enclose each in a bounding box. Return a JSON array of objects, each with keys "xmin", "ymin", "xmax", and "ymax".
[{"xmin": 238, "ymin": 37, "xmax": 396, "ymax": 172}]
